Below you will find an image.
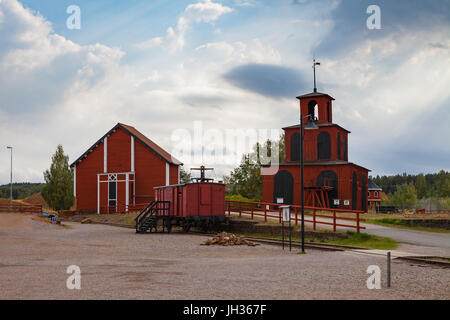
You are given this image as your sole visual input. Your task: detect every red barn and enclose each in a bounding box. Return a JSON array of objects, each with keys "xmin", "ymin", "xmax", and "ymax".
[
  {"xmin": 368, "ymin": 179, "xmax": 382, "ymax": 211},
  {"xmin": 70, "ymin": 123, "xmax": 182, "ymax": 213},
  {"xmin": 262, "ymin": 90, "xmax": 370, "ymax": 211}
]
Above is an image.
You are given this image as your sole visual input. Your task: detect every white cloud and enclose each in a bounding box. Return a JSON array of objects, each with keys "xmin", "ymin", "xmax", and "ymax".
[
  {"xmin": 184, "ymin": 0, "xmax": 233, "ymax": 23},
  {"xmin": 195, "ymin": 39, "xmax": 281, "ymax": 65},
  {"xmin": 136, "ymin": 0, "xmax": 233, "ymax": 53}
]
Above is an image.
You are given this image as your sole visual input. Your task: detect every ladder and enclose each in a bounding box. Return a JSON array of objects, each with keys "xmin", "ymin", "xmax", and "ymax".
[{"xmin": 135, "ymin": 201, "xmax": 171, "ymax": 233}]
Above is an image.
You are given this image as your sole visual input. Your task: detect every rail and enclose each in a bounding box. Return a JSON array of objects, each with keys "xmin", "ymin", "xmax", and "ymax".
[
  {"xmin": 0, "ymin": 203, "xmax": 43, "ymax": 214},
  {"xmin": 225, "ymin": 200, "xmax": 365, "ymax": 233}
]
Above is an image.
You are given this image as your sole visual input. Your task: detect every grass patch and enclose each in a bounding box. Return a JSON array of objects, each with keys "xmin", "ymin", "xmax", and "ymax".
[
  {"xmin": 367, "ymin": 218, "xmax": 450, "ymax": 234},
  {"xmin": 323, "ymin": 231, "xmax": 398, "ymax": 250},
  {"xmin": 240, "ymin": 231, "xmax": 398, "ymax": 250}
]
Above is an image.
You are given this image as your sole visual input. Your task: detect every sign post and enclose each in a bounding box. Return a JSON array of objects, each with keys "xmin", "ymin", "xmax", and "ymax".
[{"xmin": 280, "ymin": 206, "xmax": 292, "ymax": 251}]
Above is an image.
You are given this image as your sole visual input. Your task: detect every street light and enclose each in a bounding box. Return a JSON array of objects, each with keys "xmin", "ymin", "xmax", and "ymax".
[
  {"xmin": 300, "ymin": 114, "xmax": 318, "ymax": 253},
  {"xmin": 6, "ymin": 146, "xmax": 13, "ymax": 205}
]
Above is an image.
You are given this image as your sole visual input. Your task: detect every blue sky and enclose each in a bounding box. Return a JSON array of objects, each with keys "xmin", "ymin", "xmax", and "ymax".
[{"xmin": 0, "ymin": 0, "xmax": 449, "ymax": 184}]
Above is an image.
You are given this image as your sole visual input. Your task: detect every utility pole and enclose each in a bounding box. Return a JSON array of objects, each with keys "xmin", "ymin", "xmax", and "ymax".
[{"xmin": 6, "ymin": 146, "xmax": 13, "ymax": 205}]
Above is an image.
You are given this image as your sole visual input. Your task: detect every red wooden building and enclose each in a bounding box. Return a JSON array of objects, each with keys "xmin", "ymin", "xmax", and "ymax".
[
  {"xmin": 368, "ymin": 179, "xmax": 382, "ymax": 211},
  {"xmin": 70, "ymin": 123, "xmax": 182, "ymax": 213},
  {"xmin": 262, "ymin": 90, "xmax": 370, "ymax": 211}
]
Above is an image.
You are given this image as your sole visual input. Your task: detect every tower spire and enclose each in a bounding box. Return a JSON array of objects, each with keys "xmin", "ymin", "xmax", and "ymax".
[{"xmin": 313, "ymin": 59, "xmax": 320, "ymax": 92}]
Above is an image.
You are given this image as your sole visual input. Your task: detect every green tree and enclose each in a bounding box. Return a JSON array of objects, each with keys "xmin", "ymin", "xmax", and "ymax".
[
  {"xmin": 389, "ymin": 183, "xmax": 417, "ymax": 209},
  {"xmin": 415, "ymin": 173, "xmax": 427, "ymax": 199},
  {"xmin": 225, "ymin": 134, "xmax": 285, "ymax": 200},
  {"xmin": 437, "ymin": 170, "xmax": 450, "ymax": 197},
  {"xmin": 41, "ymin": 145, "xmax": 74, "ymax": 210},
  {"xmin": 179, "ymin": 167, "xmax": 191, "ymax": 184}
]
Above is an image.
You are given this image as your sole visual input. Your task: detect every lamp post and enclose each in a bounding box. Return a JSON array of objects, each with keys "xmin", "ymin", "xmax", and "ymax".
[
  {"xmin": 6, "ymin": 146, "xmax": 13, "ymax": 205},
  {"xmin": 300, "ymin": 114, "xmax": 318, "ymax": 253}
]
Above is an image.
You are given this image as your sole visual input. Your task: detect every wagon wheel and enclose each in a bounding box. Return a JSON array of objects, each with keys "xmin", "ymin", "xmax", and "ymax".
[
  {"xmin": 182, "ymin": 222, "xmax": 191, "ymax": 233},
  {"xmin": 166, "ymin": 221, "xmax": 172, "ymax": 233}
]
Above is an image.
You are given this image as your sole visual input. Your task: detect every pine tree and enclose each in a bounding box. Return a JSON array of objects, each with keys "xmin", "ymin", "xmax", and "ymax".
[
  {"xmin": 41, "ymin": 145, "xmax": 74, "ymax": 211},
  {"xmin": 415, "ymin": 173, "xmax": 427, "ymax": 199}
]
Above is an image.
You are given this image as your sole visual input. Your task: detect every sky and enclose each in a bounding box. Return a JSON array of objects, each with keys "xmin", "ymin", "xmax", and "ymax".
[{"xmin": 0, "ymin": 0, "xmax": 449, "ymax": 184}]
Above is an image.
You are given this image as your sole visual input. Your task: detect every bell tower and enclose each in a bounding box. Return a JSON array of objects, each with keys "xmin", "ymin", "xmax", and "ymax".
[{"xmin": 297, "ymin": 60, "xmax": 335, "ymax": 124}]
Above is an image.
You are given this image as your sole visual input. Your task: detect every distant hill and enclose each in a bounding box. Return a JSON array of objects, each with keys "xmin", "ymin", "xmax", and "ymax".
[{"xmin": 0, "ymin": 183, "xmax": 45, "ymax": 200}]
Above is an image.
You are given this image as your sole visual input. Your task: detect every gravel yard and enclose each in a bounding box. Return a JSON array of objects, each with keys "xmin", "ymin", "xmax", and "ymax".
[{"xmin": 0, "ymin": 213, "xmax": 448, "ymax": 300}]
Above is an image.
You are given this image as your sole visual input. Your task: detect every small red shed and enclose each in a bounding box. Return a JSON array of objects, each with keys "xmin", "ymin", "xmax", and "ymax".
[
  {"xmin": 70, "ymin": 123, "xmax": 182, "ymax": 213},
  {"xmin": 368, "ymin": 179, "xmax": 382, "ymax": 211}
]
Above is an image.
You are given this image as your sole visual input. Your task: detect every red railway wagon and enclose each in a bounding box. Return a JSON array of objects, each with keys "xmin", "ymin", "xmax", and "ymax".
[{"xmin": 135, "ymin": 182, "xmax": 227, "ymax": 233}]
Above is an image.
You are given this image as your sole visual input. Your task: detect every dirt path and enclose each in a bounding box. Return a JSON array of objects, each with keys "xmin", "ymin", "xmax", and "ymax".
[{"xmin": 0, "ymin": 216, "xmax": 449, "ymax": 300}]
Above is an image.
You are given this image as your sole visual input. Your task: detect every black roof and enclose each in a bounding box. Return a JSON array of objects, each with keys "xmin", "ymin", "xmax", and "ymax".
[
  {"xmin": 282, "ymin": 122, "xmax": 351, "ymax": 133},
  {"xmin": 368, "ymin": 179, "xmax": 382, "ymax": 190},
  {"xmin": 262, "ymin": 160, "xmax": 370, "ymax": 172},
  {"xmin": 296, "ymin": 91, "xmax": 335, "ymax": 100}
]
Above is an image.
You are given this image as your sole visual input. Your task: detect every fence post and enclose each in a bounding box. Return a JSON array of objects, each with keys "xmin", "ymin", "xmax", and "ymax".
[
  {"xmin": 264, "ymin": 205, "xmax": 267, "ymax": 222},
  {"xmin": 239, "ymin": 202, "xmax": 242, "ymax": 217},
  {"xmin": 356, "ymin": 212, "xmax": 360, "ymax": 234},
  {"xmin": 279, "ymin": 208, "xmax": 281, "ymax": 223},
  {"xmin": 295, "ymin": 208, "xmax": 298, "ymax": 226},
  {"xmin": 251, "ymin": 206, "xmax": 254, "ymax": 220},
  {"xmin": 313, "ymin": 209, "xmax": 316, "ymax": 231},
  {"xmin": 333, "ymin": 210, "xmax": 336, "ymax": 232}
]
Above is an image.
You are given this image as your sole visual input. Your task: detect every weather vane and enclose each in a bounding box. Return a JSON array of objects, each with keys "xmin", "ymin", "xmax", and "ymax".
[{"xmin": 313, "ymin": 59, "xmax": 321, "ymax": 92}]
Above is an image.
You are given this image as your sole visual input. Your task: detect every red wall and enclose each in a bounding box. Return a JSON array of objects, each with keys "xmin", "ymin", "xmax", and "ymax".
[
  {"xmin": 262, "ymin": 164, "xmax": 368, "ymax": 211},
  {"xmin": 284, "ymin": 126, "xmax": 348, "ymax": 162},
  {"xmin": 75, "ymin": 141, "xmax": 104, "ymax": 211},
  {"xmin": 107, "ymin": 128, "xmax": 131, "ymax": 172},
  {"xmin": 75, "ymin": 126, "xmax": 179, "ymax": 210},
  {"xmin": 134, "ymin": 138, "xmax": 167, "ymax": 205}
]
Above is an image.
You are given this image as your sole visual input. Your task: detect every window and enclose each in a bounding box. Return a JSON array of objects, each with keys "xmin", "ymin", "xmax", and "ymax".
[
  {"xmin": 327, "ymin": 102, "xmax": 331, "ymax": 122},
  {"xmin": 368, "ymin": 191, "xmax": 370, "ymax": 197},
  {"xmin": 337, "ymin": 132, "xmax": 341, "ymax": 160},
  {"xmin": 290, "ymin": 133, "xmax": 301, "ymax": 161},
  {"xmin": 308, "ymin": 100, "xmax": 318, "ymax": 121},
  {"xmin": 317, "ymin": 131, "xmax": 331, "ymax": 159},
  {"xmin": 374, "ymin": 191, "xmax": 378, "ymax": 197}
]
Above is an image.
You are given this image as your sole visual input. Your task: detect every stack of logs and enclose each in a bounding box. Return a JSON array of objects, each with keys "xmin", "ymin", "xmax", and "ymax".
[{"xmin": 202, "ymin": 232, "xmax": 256, "ymax": 246}]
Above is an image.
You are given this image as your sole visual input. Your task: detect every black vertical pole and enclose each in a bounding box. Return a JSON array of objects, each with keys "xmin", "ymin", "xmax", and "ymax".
[
  {"xmin": 289, "ymin": 211, "xmax": 292, "ymax": 252},
  {"xmin": 300, "ymin": 116, "xmax": 305, "ymax": 254},
  {"xmin": 387, "ymin": 252, "xmax": 391, "ymax": 288}
]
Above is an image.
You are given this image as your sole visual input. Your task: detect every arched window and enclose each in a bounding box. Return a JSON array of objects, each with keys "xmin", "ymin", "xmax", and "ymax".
[
  {"xmin": 327, "ymin": 101, "xmax": 331, "ymax": 122},
  {"xmin": 317, "ymin": 131, "xmax": 331, "ymax": 160},
  {"xmin": 274, "ymin": 170, "xmax": 293, "ymax": 204},
  {"xmin": 337, "ymin": 132, "xmax": 341, "ymax": 160},
  {"xmin": 344, "ymin": 135, "xmax": 348, "ymax": 161},
  {"xmin": 308, "ymin": 100, "xmax": 318, "ymax": 121},
  {"xmin": 290, "ymin": 133, "xmax": 301, "ymax": 161},
  {"xmin": 362, "ymin": 175, "xmax": 367, "ymax": 212}
]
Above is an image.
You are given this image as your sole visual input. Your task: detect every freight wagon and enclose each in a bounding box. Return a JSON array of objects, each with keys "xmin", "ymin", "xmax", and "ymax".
[{"xmin": 135, "ymin": 182, "xmax": 227, "ymax": 233}]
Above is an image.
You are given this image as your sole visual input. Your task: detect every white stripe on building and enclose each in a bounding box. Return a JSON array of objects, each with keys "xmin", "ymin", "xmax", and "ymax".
[
  {"xmin": 97, "ymin": 175, "xmax": 100, "ymax": 214},
  {"xmin": 166, "ymin": 163, "xmax": 170, "ymax": 186},
  {"xmin": 131, "ymin": 136, "xmax": 135, "ymax": 172},
  {"xmin": 73, "ymin": 165, "xmax": 76, "ymax": 197},
  {"xmin": 103, "ymin": 137, "xmax": 108, "ymax": 173}
]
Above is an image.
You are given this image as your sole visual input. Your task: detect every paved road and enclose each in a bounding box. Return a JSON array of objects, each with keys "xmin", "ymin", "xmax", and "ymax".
[
  {"xmin": 230, "ymin": 212, "xmax": 450, "ymax": 252},
  {"xmin": 1, "ymin": 213, "xmax": 449, "ymax": 300}
]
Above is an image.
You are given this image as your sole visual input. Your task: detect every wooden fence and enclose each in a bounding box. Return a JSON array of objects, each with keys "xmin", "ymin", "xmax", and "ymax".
[
  {"xmin": 225, "ymin": 200, "xmax": 365, "ymax": 233},
  {"xmin": 0, "ymin": 203, "xmax": 43, "ymax": 214}
]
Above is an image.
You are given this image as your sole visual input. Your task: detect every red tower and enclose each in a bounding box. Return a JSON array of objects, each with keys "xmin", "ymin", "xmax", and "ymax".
[{"xmin": 262, "ymin": 90, "xmax": 370, "ymax": 211}]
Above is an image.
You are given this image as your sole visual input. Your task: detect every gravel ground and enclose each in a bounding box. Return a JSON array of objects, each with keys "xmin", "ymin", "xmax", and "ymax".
[{"xmin": 0, "ymin": 213, "xmax": 449, "ymax": 300}]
